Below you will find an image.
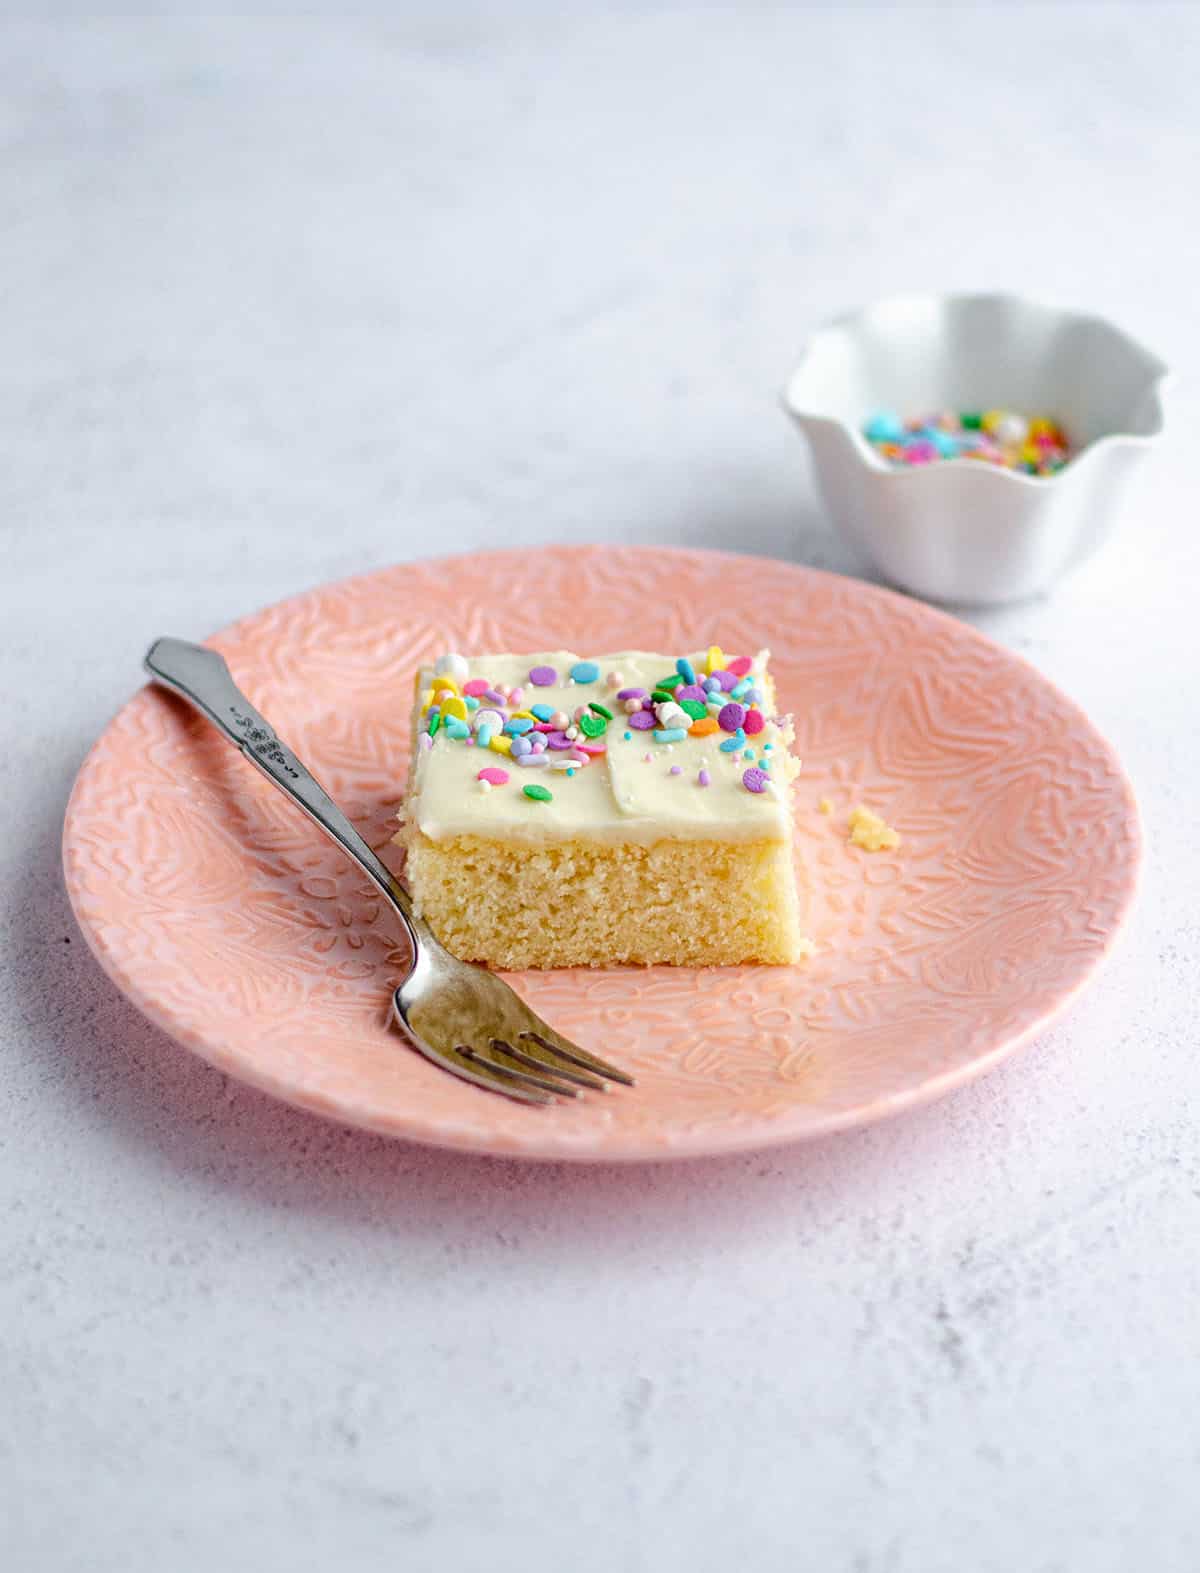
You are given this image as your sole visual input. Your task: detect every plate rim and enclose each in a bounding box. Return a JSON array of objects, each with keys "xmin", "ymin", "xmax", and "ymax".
[{"xmin": 61, "ymin": 546, "xmax": 1143, "ymax": 1163}]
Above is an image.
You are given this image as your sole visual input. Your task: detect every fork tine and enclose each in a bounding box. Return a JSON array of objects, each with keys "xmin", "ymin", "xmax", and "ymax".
[
  {"xmin": 522, "ymin": 1028, "xmax": 636, "ymax": 1088},
  {"xmin": 413, "ymin": 1035, "xmax": 556, "ymax": 1106},
  {"xmin": 501, "ymin": 1037, "xmax": 608, "ymax": 1092},
  {"xmin": 471, "ymin": 1040, "xmax": 582, "ymax": 1099}
]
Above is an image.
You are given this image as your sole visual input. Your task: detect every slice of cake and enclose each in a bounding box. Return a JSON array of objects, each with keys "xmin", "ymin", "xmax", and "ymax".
[{"xmin": 395, "ymin": 647, "xmax": 805, "ymax": 969}]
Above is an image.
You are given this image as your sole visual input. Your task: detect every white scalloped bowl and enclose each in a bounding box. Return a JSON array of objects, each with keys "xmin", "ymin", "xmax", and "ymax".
[{"xmin": 783, "ymin": 293, "xmax": 1168, "ymax": 606}]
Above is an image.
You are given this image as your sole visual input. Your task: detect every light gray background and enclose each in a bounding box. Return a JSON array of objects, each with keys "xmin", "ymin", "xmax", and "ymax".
[{"xmin": 4, "ymin": 7, "xmax": 1199, "ymax": 1570}]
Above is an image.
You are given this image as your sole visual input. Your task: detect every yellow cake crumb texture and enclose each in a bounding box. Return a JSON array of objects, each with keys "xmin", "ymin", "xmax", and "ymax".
[
  {"xmin": 405, "ymin": 831, "xmax": 808, "ymax": 969},
  {"xmin": 847, "ymin": 804, "xmax": 901, "ymax": 852}
]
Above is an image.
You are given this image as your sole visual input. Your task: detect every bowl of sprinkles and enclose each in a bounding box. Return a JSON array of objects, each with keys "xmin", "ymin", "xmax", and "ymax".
[
  {"xmin": 783, "ymin": 293, "xmax": 1168, "ymax": 605},
  {"xmin": 863, "ymin": 408, "xmax": 1071, "ymax": 476}
]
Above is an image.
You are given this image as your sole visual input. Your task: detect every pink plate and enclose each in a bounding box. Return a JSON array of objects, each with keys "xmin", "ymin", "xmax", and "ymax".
[{"xmin": 62, "ymin": 547, "xmax": 1140, "ymax": 1162}]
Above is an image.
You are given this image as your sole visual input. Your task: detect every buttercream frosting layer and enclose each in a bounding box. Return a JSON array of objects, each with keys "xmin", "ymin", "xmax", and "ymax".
[{"xmin": 405, "ymin": 650, "xmax": 797, "ymax": 846}]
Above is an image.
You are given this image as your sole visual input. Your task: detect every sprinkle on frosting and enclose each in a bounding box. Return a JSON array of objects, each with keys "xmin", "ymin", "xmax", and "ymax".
[
  {"xmin": 435, "ymin": 652, "xmax": 469, "ymax": 682},
  {"xmin": 418, "ymin": 647, "xmax": 792, "ymax": 822}
]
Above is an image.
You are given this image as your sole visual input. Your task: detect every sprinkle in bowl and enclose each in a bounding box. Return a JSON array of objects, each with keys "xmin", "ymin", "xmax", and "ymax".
[{"xmin": 783, "ymin": 293, "xmax": 1169, "ymax": 606}]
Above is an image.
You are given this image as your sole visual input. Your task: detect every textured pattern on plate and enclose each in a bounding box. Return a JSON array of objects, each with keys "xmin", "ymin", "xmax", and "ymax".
[{"xmin": 62, "ymin": 547, "xmax": 1140, "ymax": 1161}]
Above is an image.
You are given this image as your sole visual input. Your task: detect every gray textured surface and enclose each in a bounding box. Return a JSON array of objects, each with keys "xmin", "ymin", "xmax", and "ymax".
[{"xmin": 4, "ymin": 8, "xmax": 1199, "ymax": 1570}]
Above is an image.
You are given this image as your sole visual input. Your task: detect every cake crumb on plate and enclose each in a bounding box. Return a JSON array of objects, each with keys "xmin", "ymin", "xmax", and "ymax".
[{"xmin": 848, "ymin": 804, "xmax": 901, "ymax": 852}]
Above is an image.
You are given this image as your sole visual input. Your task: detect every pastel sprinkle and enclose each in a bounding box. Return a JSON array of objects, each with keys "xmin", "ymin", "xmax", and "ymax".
[
  {"xmin": 743, "ymin": 748, "xmax": 754, "ymax": 760},
  {"xmin": 517, "ymin": 753, "xmax": 549, "ymax": 767},
  {"xmin": 434, "ymin": 652, "xmax": 469, "ymax": 682},
  {"xmin": 488, "ymin": 735, "xmax": 512, "ymax": 755},
  {"xmin": 606, "ymin": 671, "xmax": 623, "ymax": 688},
  {"xmin": 629, "ymin": 710, "xmax": 656, "ymax": 730},
  {"xmin": 669, "ymin": 765, "xmax": 682, "ymax": 776},
  {"xmin": 427, "ymin": 711, "xmax": 441, "ymax": 737},
  {"xmin": 570, "ymin": 660, "xmax": 600, "ymax": 683},
  {"xmin": 697, "ymin": 768, "xmax": 711, "ymax": 787},
  {"xmin": 419, "ymin": 733, "xmax": 433, "ymax": 751},
  {"xmin": 483, "ymin": 689, "xmax": 506, "ymax": 706},
  {"xmin": 675, "ymin": 685, "xmax": 706, "ymax": 704},
  {"xmin": 730, "ymin": 679, "xmax": 752, "ymax": 700},
  {"xmin": 509, "ymin": 687, "xmax": 525, "ymax": 707},
  {"xmin": 545, "ymin": 730, "xmax": 574, "ymax": 750},
  {"xmin": 476, "ymin": 723, "xmax": 496, "ymax": 748},
  {"xmin": 477, "ymin": 766, "xmax": 509, "ymax": 785},
  {"xmin": 530, "ymin": 703, "xmax": 555, "ymax": 722},
  {"xmin": 529, "ymin": 666, "xmax": 557, "ymax": 687},
  {"xmin": 523, "ymin": 783, "xmax": 553, "ymax": 802},
  {"xmin": 462, "ymin": 678, "xmax": 489, "ymax": 699},
  {"xmin": 712, "ymin": 670, "xmax": 737, "ymax": 692},
  {"xmin": 588, "ymin": 701, "xmax": 614, "ymax": 720},
  {"xmin": 550, "ymin": 710, "xmax": 569, "ymax": 728},
  {"xmin": 689, "ymin": 716, "xmax": 719, "ymax": 737},
  {"xmin": 679, "ymin": 699, "xmax": 708, "ymax": 721},
  {"xmin": 444, "ymin": 717, "xmax": 470, "ymax": 740},
  {"xmin": 676, "ymin": 657, "xmax": 697, "ymax": 685},
  {"xmin": 463, "ymin": 695, "xmax": 480, "ymax": 711},
  {"xmin": 504, "ymin": 716, "xmax": 534, "ymax": 735},
  {"xmin": 742, "ymin": 767, "xmax": 769, "ymax": 793},
  {"xmin": 705, "ymin": 645, "xmax": 725, "ymax": 675},
  {"xmin": 579, "ymin": 713, "xmax": 608, "ymax": 738},
  {"xmin": 478, "ymin": 779, "xmax": 490, "ymax": 793},
  {"xmin": 718, "ymin": 702, "xmax": 746, "ymax": 732},
  {"xmin": 617, "ymin": 688, "xmax": 646, "ymax": 701},
  {"xmin": 719, "ymin": 732, "xmax": 745, "ymax": 753},
  {"xmin": 654, "ymin": 726, "xmax": 688, "ymax": 743},
  {"xmin": 727, "ymin": 656, "xmax": 753, "ymax": 677},
  {"xmin": 511, "ymin": 735, "xmax": 533, "ymax": 757},
  {"xmin": 742, "ymin": 709, "xmax": 765, "ymax": 736},
  {"xmin": 624, "ymin": 730, "xmax": 632, "ymax": 741},
  {"xmin": 576, "ymin": 740, "xmax": 607, "ymax": 755}
]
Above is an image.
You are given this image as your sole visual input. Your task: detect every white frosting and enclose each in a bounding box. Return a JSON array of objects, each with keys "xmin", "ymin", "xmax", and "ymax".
[{"xmin": 405, "ymin": 650, "xmax": 798, "ymax": 846}]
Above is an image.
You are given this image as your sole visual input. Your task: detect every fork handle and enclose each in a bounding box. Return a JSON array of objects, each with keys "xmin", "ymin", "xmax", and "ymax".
[{"xmin": 144, "ymin": 637, "xmax": 419, "ymax": 946}]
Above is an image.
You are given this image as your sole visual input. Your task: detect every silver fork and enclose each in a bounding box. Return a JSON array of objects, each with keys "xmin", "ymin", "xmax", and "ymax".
[{"xmin": 144, "ymin": 638, "xmax": 634, "ymax": 1106}]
